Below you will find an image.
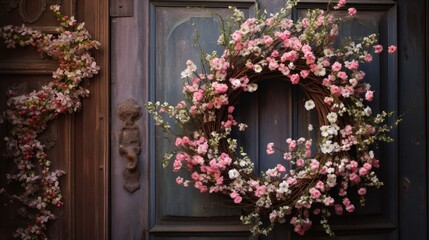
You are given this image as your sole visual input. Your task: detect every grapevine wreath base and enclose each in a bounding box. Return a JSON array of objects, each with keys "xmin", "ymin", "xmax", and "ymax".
[
  {"xmin": 1, "ymin": 5, "xmax": 99, "ymax": 240},
  {"xmin": 147, "ymin": 0, "xmax": 399, "ymax": 236}
]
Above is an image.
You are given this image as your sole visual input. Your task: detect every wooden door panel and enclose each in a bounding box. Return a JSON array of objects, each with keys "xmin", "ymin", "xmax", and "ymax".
[
  {"xmin": 154, "ymin": 5, "xmax": 240, "ymax": 219},
  {"xmin": 109, "ymin": 0, "xmax": 429, "ymax": 239},
  {"xmin": 151, "ymin": 0, "xmax": 255, "ymax": 228},
  {"xmin": 0, "ymin": 2, "xmax": 75, "ymax": 237},
  {"xmin": 291, "ymin": 2, "xmax": 399, "ymax": 238},
  {"xmin": 148, "ymin": 0, "xmax": 398, "ymax": 239},
  {"xmin": 0, "ymin": 0, "xmax": 109, "ymax": 239}
]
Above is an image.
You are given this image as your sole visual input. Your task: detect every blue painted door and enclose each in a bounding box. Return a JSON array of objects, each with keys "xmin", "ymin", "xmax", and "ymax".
[{"xmin": 110, "ymin": 1, "xmax": 428, "ymax": 239}]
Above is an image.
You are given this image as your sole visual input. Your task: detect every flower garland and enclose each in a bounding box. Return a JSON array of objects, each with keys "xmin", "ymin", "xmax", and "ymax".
[
  {"xmin": 146, "ymin": 0, "xmax": 399, "ymax": 236},
  {"xmin": 0, "ymin": 5, "xmax": 100, "ymax": 239}
]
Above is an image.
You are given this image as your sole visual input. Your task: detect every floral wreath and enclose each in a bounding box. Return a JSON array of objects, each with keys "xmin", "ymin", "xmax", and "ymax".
[
  {"xmin": 146, "ymin": 0, "xmax": 399, "ymax": 236},
  {"xmin": 0, "ymin": 6, "xmax": 99, "ymax": 239}
]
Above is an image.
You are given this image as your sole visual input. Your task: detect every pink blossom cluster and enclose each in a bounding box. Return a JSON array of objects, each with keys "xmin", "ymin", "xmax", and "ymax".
[
  {"xmin": 1, "ymin": 5, "xmax": 99, "ymax": 240},
  {"xmin": 146, "ymin": 0, "xmax": 398, "ymax": 237}
]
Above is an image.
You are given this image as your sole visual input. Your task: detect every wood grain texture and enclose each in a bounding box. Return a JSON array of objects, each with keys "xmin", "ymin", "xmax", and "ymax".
[
  {"xmin": 397, "ymin": 0, "xmax": 428, "ymax": 239},
  {"xmin": 110, "ymin": 0, "xmax": 150, "ymax": 238},
  {"xmin": 0, "ymin": 2, "xmax": 77, "ymax": 236},
  {"xmin": 74, "ymin": 0, "xmax": 110, "ymax": 239},
  {"xmin": 109, "ymin": 0, "xmax": 427, "ymax": 240}
]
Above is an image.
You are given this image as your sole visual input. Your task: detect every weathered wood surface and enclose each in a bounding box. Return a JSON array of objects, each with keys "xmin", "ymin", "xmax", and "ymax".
[
  {"xmin": 0, "ymin": 0, "xmax": 109, "ymax": 239},
  {"xmin": 110, "ymin": 0, "xmax": 428, "ymax": 239}
]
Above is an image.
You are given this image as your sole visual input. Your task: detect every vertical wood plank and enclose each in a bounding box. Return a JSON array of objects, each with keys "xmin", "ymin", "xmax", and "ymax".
[
  {"xmin": 74, "ymin": 0, "xmax": 110, "ymax": 239},
  {"xmin": 397, "ymin": 0, "xmax": 428, "ymax": 239},
  {"xmin": 110, "ymin": 0, "xmax": 150, "ymax": 238},
  {"xmin": 257, "ymin": 80, "xmax": 293, "ymax": 172}
]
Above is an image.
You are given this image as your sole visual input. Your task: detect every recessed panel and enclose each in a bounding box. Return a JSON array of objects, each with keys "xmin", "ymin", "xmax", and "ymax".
[
  {"xmin": 296, "ymin": 3, "xmax": 397, "ymax": 228},
  {"xmin": 154, "ymin": 5, "xmax": 250, "ymax": 219}
]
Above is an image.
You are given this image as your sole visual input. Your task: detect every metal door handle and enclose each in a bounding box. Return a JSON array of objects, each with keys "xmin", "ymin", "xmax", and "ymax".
[{"xmin": 118, "ymin": 99, "xmax": 142, "ymax": 193}]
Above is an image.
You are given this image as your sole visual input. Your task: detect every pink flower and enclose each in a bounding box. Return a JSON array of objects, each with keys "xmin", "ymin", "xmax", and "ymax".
[
  {"xmin": 337, "ymin": 71, "xmax": 348, "ymax": 80},
  {"xmin": 173, "ymin": 160, "xmax": 182, "ymax": 172},
  {"xmin": 278, "ymin": 64, "xmax": 290, "ymax": 76},
  {"xmin": 255, "ymin": 185, "xmax": 267, "ymax": 197},
  {"xmin": 230, "ymin": 191, "xmax": 239, "ymax": 199},
  {"xmin": 345, "ymin": 60, "xmax": 359, "ymax": 70},
  {"xmin": 216, "ymin": 176, "xmax": 224, "ymax": 185},
  {"xmin": 363, "ymin": 162, "xmax": 372, "ymax": 170},
  {"xmin": 228, "ymin": 106, "xmax": 234, "ymax": 113},
  {"xmin": 310, "ymin": 159, "xmax": 320, "ymax": 171},
  {"xmin": 296, "ymin": 158, "xmax": 305, "ymax": 167},
  {"xmin": 281, "ymin": 51, "xmax": 297, "ymax": 62},
  {"xmin": 373, "ymin": 159, "xmax": 380, "ymax": 168},
  {"xmin": 331, "ymin": 62, "xmax": 342, "ymax": 71},
  {"xmin": 234, "ymin": 196, "xmax": 242, "ymax": 203},
  {"xmin": 197, "ymin": 142, "xmax": 208, "ymax": 155},
  {"xmin": 267, "ymin": 57, "xmax": 279, "ymax": 70},
  {"xmin": 347, "ymin": 160, "xmax": 359, "ymax": 171},
  {"xmin": 324, "ymin": 97, "xmax": 333, "ymax": 105},
  {"xmin": 365, "ymin": 90, "xmax": 374, "ymax": 101},
  {"xmin": 263, "ymin": 35, "xmax": 274, "ymax": 45},
  {"xmin": 342, "ymin": 197, "xmax": 351, "ymax": 206},
  {"xmin": 287, "ymin": 177, "xmax": 297, "ymax": 185},
  {"xmin": 212, "ymin": 82, "xmax": 228, "ymax": 94},
  {"xmin": 213, "ymin": 95, "xmax": 229, "ymax": 108},
  {"xmin": 330, "ymin": 85, "xmax": 342, "ymax": 97},
  {"xmin": 183, "ymin": 181, "xmax": 189, "ymax": 187},
  {"xmin": 175, "ymin": 137, "xmax": 182, "ymax": 146},
  {"xmin": 271, "ymin": 50, "xmax": 279, "ymax": 57},
  {"xmin": 346, "ymin": 204, "xmax": 355, "ymax": 212},
  {"xmin": 194, "ymin": 181, "xmax": 208, "ymax": 192},
  {"xmin": 364, "ymin": 53, "xmax": 373, "ymax": 62},
  {"xmin": 283, "ymin": 152, "xmax": 292, "ymax": 160},
  {"xmin": 290, "ymin": 73, "xmax": 300, "ymax": 84},
  {"xmin": 334, "ymin": 0, "xmax": 346, "ymax": 9},
  {"xmin": 349, "ymin": 173, "xmax": 361, "ymax": 183},
  {"xmin": 269, "ymin": 211, "xmax": 277, "ymax": 222},
  {"xmin": 304, "ymin": 52, "xmax": 316, "ymax": 64},
  {"xmin": 323, "ymin": 197, "xmax": 335, "ymax": 206},
  {"xmin": 288, "ymin": 140, "xmax": 297, "ymax": 151},
  {"xmin": 276, "ymin": 164, "xmax": 286, "ymax": 173},
  {"xmin": 300, "ymin": 70, "xmax": 310, "ymax": 79},
  {"xmin": 193, "ymin": 90, "xmax": 204, "ymax": 103},
  {"xmin": 191, "ymin": 171, "xmax": 200, "ymax": 181},
  {"xmin": 359, "ymin": 167, "xmax": 368, "ymax": 176},
  {"xmin": 176, "ymin": 176, "xmax": 184, "ymax": 184},
  {"xmin": 266, "ymin": 142, "xmax": 275, "ymax": 155},
  {"xmin": 348, "ymin": 8, "xmax": 357, "ymax": 16},
  {"xmin": 301, "ymin": 44, "xmax": 312, "ymax": 53},
  {"xmin": 373, "ymin": 44, "xmax": 383, "ymax": 53},
  {"xmin": 358, "ymin": 187, "xmax": 367, "ymax": 195},
  {"xmin": 315, "ymin": 181, "xmax": 325, "ymax": 191},
  {"xmin": 231, "ymin": 31, "xmax": 242, "ymax": 42},
  {"xmin": 388, "ymin": 45, "xmax": 397, "ymax": 54},
  {"xmin": 275, "ymin": 30, "xmax": 291, "ymax": 41},
  {"xmin": 334, "ymin": 204, "xmax": 343, "ymax": 215}
]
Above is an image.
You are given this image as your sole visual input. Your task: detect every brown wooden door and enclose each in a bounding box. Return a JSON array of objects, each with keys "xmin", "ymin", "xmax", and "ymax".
[
  {"xmin": 0, "ymin": 0, "xmax": 109, "ymax": 239},
  {"xmin": 110, "ymin": 0, "xmax": 427, "ymax": 240}
]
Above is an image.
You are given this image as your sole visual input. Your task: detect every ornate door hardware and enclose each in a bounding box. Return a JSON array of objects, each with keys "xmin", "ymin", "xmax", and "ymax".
[{"xmin": 118, "ymin": 99, "xmax": 141, "ymax": 193}]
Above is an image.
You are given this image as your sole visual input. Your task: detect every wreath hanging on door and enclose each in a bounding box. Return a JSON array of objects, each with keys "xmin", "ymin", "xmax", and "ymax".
[
  {"xmin": 1, "ymin": 5, "xmax": 99, "ymax": 240},
  {"xmin": 147, "ymin": 0, "xmax": 398, "ymax": 236}
]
